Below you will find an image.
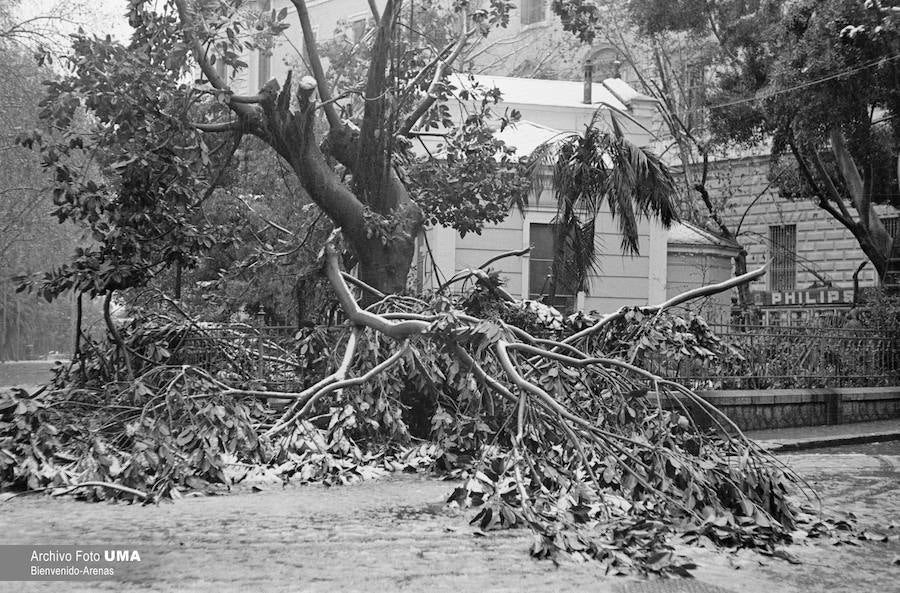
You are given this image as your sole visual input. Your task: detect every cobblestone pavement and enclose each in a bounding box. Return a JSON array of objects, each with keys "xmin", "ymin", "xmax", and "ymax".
[{"xmin": 1, "ymin": 453, "xmax": 898, "ymax": 593}]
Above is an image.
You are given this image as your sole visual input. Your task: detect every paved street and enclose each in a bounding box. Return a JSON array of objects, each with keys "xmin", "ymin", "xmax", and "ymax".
[
  {"xmin": 2, "ymin": 369, "xmax": 898, "ymax": 591},
  {"xmin": 1, "ymin": 449, "xmax": 898, "ymax": 593}
]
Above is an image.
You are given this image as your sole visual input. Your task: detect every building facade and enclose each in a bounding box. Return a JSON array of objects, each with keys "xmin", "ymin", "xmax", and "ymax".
[
  {"xmin": 416, "ymin": 75, "xmax": 671, "ymax": 314},
  {"xmin": 704, "ymin": 154, "xmax": 899, "ymax": 325}
]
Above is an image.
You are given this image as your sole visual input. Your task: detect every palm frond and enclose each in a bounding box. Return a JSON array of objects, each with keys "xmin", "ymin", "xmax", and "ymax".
[
  {"xmin": 526, "ymin": 114, "xmax": 677, "ymax": 299},
  {"xmin": 522, "ymin": 132, "xmax": 578, "ymax": 207},
  {"xmin": 605, "ymin": 135, "xmax": 678, "ymax": 254}
]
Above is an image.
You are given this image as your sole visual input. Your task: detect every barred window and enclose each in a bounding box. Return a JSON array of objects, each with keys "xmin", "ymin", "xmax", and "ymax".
[
  {"xmin": 521, "ymin": 0, "xmax": 545, "ymax": 25},
  {"xmin": 884, "ymin": 216, "xmax": 899, "ymax": 240},
  {"xmin": 769, "ymin": 224, "xmax": 797, "ymax": 290}
]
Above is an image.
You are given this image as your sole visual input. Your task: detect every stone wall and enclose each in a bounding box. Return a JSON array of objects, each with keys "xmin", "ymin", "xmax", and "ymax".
[{"xmin": 663, "ymin": 387, "xmax": 900, "ymax": 431}]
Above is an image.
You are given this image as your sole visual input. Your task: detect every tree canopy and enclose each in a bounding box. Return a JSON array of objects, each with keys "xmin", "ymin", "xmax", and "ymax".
[
  {"xmin": 554, "ymin": 0, "xmax": 900, "ymax": 279},
  {"xmin": 17, "ymin": 0, "xmax": 682, "ymax": 310}
]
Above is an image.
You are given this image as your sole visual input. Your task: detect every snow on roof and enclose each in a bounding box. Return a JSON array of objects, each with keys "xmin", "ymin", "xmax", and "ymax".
[
  {"xmin": 412, "ymin": 119, "xmax": 566, "ymax": 159},
  {"xmin": 493, "ymin": 120, "xmax": 568, "ymax": 157},
  {"xmin": 600, "ymin": 77, "xmax": 657, "ymax": 105},
  {"xmin": 455, "ymin": 73, "xmax": 646, "ymax": 112},
  {"xmin": 667, "ymin": 221, "xmax": 741, "ymax": 251}
]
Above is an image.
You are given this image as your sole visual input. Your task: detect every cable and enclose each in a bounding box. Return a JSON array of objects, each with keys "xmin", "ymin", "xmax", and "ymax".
[{"xmin": 707, "ymin": 53, "xmax": 900, "ymax": 111}]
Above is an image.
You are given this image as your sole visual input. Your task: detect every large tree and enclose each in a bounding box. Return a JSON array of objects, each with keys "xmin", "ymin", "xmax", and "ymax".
[
  {"xmin": 623, "ymin": 0, "xmax": 900, "ymax": 279},
  {"xmin": 23, "ymin": 0, "xmax": 685, "ymax": 308}
]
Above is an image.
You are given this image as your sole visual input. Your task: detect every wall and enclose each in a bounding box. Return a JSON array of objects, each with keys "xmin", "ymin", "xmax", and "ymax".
[
  {"xmin": 677, "ymin": 387, "xmax": 900, "ymax": 431},
  {"xmin": 666, "ymin": 248, "xmax": 735, "ymax": 323},
  {"xmin": 422, "ymin": 201, "xmax": 663, "ymax": 315},
  {"xmin": 704, "ymin": 154, "xmax": 897, "ymax": 292}
]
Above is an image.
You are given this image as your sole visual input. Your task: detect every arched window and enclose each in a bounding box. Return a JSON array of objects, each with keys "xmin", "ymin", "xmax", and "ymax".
[{"xmin": 589, "ymin": 47, "xmax": 620, "ymax": 79}]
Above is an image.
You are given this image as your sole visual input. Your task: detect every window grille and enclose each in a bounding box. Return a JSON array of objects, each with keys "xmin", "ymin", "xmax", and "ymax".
[
  {"xmin": 769, "ymin": 224, "xmax": 797, "ymax": 290},
  {"xmin": 884, "ymin": 216, "xmax": 899, "ymax": 240}
]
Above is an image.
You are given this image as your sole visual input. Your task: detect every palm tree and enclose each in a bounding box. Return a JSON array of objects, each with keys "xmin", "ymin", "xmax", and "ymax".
[{"xmin": 527, "ymin": 112, "xmax": 678, "ymax": 301}]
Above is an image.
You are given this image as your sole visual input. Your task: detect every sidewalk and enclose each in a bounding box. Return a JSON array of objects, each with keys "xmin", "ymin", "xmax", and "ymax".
[{"xmin": 745, "ymin": 418, "xmax": 900, "ymax": 451}]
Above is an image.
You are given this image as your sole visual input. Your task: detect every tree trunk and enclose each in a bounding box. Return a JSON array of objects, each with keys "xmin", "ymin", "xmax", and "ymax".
[
  {"xmin": 357, "ymin": 238, "xmax": 417, "ymax": 296},
  {"xmin": 732, "ymin": 249, "xmax": 757, "ymax": 326},
  {"xmin": 251, "ymin": 83, "xmax": 423, "ymax": 300},
  {"xmin": 828, "ymin": 129, "xmax": 893, "ymax": 278}
]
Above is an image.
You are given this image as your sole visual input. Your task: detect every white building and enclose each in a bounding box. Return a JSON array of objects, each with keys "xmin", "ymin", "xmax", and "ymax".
[{"xmin": 414, "ymin": 74, "xmax": 671, "ymax": 313}]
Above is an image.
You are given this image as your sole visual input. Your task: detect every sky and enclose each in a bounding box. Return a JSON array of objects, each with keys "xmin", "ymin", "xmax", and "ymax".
[{"xmin": 13, "ymin": 0, "xmax": 133, "ymax": 48}]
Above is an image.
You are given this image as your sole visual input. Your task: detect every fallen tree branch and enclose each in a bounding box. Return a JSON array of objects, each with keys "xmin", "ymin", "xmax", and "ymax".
[
  {"xmin": 478, "ymin": 247, "xmax": 531, "ymax": 270},
  {"xmin": 265, "ymin": 329, "xmax": 361, "ymax": 437},
  {"xmin": 324, "ymin": 243, "xmax": 430, "ymax": 338},
  {"xmin": 563, "ymin": 263, "xmax": 769, "ymax": 345}
]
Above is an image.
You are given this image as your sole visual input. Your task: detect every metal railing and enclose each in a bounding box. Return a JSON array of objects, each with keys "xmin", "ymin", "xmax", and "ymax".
[
  {"xmin": 179, "ymin": 321, "xmax": 898, "ymax": 392},
  {"xmin": 179, "ymin": 324, "xmax": 343, "ymax": 391},
  {"xmin": 651, "ymin": 324, "xmax": 899, "ymax": 390}
]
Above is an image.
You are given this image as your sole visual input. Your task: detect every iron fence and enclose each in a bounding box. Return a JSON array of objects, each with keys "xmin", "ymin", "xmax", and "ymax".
[
  {"xmin": 179, "ymin": 321, "xmax": 898, "ymax": 392},
  {"xmin": 179, "ymin": 324, "xmax": 344, "ymax": 391},
  {"xmin": 651, "ymin": 324, "xmax": 899, "ymax": 390}
]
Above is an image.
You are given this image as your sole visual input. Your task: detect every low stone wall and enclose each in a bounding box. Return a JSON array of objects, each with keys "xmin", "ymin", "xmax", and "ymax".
[
  {"xmin": 653, "ymin": 387, "xmax": 900, "ymax": 431},
  {"xmin": 679, "ymin": 387, "xmax": 900, "ymax": 431}
]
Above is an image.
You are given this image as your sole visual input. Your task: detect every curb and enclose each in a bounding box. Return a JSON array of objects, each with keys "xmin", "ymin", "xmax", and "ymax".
[{"xmin": 755, "ymin": 431, "xmax": 900, "ymax": 452}]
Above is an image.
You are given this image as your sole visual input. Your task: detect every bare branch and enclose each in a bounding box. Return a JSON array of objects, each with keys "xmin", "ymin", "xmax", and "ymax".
[
  {"xmin": 367, "ymin": 0, "xmax": 381, "ymax": 21},
  {"xmin": 264, "ymin": 329, "xmax": 362, "ymax": 436},
  {"xmin": 229, "ymin": 93, "xmax": 266, "ymax": 104},
  {"xmin": 288, "ymin": 0, "xmax": 340, "ymax": 129},
  {"xmin": 52, "ymin": 481, "xmax": 148, "ymax": 500},
  {"xmin": 829, "ymin": 128, "xmax": 866, "ymax": 213},
  {"xmin": 810, "ymin": 149, "xmax": 853, "ymax": 221},
  {"xmin": 398, "ymin": 9, "xmax": 472, "ymax": 136},
  {"xmin": 563, "ymin": 263, "xmax": 769, "ymax": 345},
  {"xmin": 192, "ymin": 120, "xmax": 242, "ymax": 132},
  {"xmin": 324, "ymin": 242, "xmax": 430, "ymax": 338},
  {"xmin": 195, "ymin": 131, "xmax": 243, "ymax": 207},
  {"xmin": 234, "ymin": 195, "xmax": 295, "ymax": 236},
  {"xmin": 173, "ymin": 0, "xmax": 257, "ymax": 122},
  {"xmin": 478, "ymin": 247, "xmax": 531, "ymax": 270},
  {"xmin": 342, "ymin": 272, "xmax": 387, "ymax": 300},
  {"xmin": 787, "ymin": 133, "xmax": 857, "ymax": 230}
]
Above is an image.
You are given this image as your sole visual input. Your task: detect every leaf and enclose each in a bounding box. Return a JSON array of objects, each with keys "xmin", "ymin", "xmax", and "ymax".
[{"xmin": 771, "ymin": 548, "xmax": 801, "ymax": 564}]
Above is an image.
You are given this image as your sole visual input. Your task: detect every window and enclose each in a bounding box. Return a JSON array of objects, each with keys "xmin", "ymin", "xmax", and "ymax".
[
  {"xmin": 590, "ymin": 47, "xmax": 620, "ymax": 79},
  {"xmin": 769, "ymin": 224, "xmax": 797, "ymax": 290},
  {"xmin": 884, "ymin": 216, "xmax": 899, "ymax": 241},
  {"xmin": 529, "ymin": 223, "xmax": 576, "ymax": 311},
  {"xmin": 520, "ymin": 0, "xmax": 545, "ymax": 26}
]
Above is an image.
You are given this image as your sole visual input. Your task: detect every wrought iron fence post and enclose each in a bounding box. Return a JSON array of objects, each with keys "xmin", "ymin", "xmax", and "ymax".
[{"xmin": 256, "ymin": 305, "xmax": 266, "ymax": 381}]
